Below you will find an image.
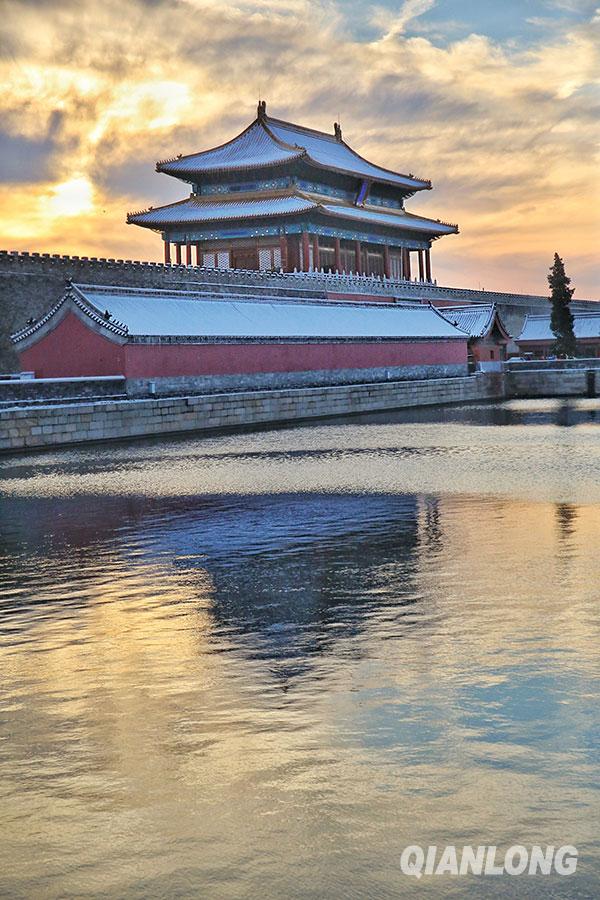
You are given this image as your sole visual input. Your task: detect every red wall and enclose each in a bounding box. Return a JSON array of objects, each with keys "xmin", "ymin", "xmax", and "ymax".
[
  {"xmin": 124, "ymin": 340, "xmax": 466, "ymax": 377},
  {"xmin": 471, "ymin": 338, "xmax": 507, "ymax": 363},
  {"xmin": 429, "ymin": 299, "xmax": 466, "ymax": 308},
  {"xmin": 19, "ymin": 312, "xmax": 467, "ymax": 378},
  {"xmin": 326, "ymin": 293, "xmax": 396, "ymax": 303},
  {"xmin": 20, "ymin": 312, "xmax": 125, "ymax": 377}
]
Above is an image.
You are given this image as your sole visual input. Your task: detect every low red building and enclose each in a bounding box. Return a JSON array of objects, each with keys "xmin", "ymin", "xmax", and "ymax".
[
  {"xmin": 517, "ymin": 313, "xmax": 600, "ymax": 358},
  {"xmin": 437, "ymin": 304, "xmax": 511, "ymax": 367},
  {"xmin": 12, "ymin": 283, "xmax": 468, "ymax": 392}
]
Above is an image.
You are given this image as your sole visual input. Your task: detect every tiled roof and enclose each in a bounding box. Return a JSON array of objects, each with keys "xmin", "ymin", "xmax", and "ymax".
[
  {"xmin": 321, "ymin": 203, "xmax": 458, "ymax": 235},
  {"xmin": 128, "ymin": 195, "xmax": 316, "ymax": 226},
  {"xmin": 26, "ymin": 284, "xmax": 467, "ymax": 341},
  {"xmin": 128, "ymin": 192, "xmax": 457, "ymax": 237},
  {"xmin": 518, "ymin": 313, "xmax": 600, "ymax": 342},
  {"xmin": 437, "ymin": 305, "xmax": 497, "ymax": 337},
  {"xmin": 157, "ymin": 122, "xmax": 301, "ymax": 176},
  {"xmin": 157, "ymin": 114, "xmax": 431, "ymax": 191},
  {"xmin": 265, "ymin": 117, "xmax": 430, "ymax": 190}
]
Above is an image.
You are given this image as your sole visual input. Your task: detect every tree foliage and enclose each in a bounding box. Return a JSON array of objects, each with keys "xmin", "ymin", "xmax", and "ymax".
[{"xmin": 548, "ymin": 253, "xmax": 576, "ymax": 357}]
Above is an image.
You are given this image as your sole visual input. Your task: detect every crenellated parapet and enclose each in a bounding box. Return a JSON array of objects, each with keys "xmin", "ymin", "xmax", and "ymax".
[
  {"xmin": 1, "ymin": 248, "xmax": 598, "ymax": 372},
  {"xmin": 1, "ymin": 250, "xmax": 598, "ymax": 305}
]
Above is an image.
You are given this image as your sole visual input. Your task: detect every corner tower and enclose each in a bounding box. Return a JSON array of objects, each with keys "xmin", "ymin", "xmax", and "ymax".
[{"xmin": 128, "ymin": 102, "xmax": 458, "ymax": 280}]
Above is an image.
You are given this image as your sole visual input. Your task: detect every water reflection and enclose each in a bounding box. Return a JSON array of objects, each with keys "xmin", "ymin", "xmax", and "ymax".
[
  {"xmin": 555, "ymin": 502, "xmax": 578, "ymax": 540},
  {"xmin": 173, "ymin": 494, "xmax": 421, "ymax": 672},
  {"xmin": 0, "ymin": 400, "xmax": 599, "ymax": 898},
  {"xmin": 350, "ymin": 396, "xmax": 600, "ymax": 428}
]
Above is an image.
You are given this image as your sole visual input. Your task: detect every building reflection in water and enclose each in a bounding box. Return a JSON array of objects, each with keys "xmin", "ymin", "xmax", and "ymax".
[
  {"xmin": 0, "ymin": 491, "xmax": 424, "ymax": 659},
  {"xmin": 1, "ymin": 484, "xmax": 599, "ymax": 897}
]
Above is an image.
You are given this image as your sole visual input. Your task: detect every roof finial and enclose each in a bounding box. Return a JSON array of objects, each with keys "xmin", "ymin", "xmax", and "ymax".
[
  {"xmin": 333, "ymin": 121, "xmax": 342, "ymax": 141},
  {"xmin": 257, "ymin": 99, "xmax": 267, "ymax": 120}
]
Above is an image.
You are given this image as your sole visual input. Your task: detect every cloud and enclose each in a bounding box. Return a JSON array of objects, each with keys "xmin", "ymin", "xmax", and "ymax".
[
  {"xmin": 0, "ymin": 0, "xmax": 598, "ymax": 295},
  {"xmin": 543, "ymin": 0, "xmax": 597, "ymax": 12},
  {"xmin": 370, "ymin": 0, "xmax": 438, "ymax": 39}
]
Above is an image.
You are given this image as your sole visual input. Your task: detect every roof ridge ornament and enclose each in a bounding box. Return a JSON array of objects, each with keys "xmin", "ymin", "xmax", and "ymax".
[
  {"xmin": 257, "ymin": 99, "xmax": 267, "ymax": 120},
  {"xmin": 333, "ymin": 122, "xmax": 342, "ymax": 141}
]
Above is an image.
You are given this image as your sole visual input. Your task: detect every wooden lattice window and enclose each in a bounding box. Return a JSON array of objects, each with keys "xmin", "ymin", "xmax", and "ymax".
[
  {"xmin": 258, "ymin": 247, "xmax": 282, "ymax": 270},
  {"xmin": 340, "ymin": 247, "xmax": 356, "ymax": 274},
  {"xmin": 318, "ymin": 244, "xmax": 335, "ymax": 271},
  {"xmin": 366, "ymin": 251, "xmax": 384, "ymax": 276},
  {"xmin": 389, "ymin": 252, "xmax": 403, "ymax": 280},
  {"xmin": 203, "ymin": 251, "xmax": 230, "ymax": 269}
]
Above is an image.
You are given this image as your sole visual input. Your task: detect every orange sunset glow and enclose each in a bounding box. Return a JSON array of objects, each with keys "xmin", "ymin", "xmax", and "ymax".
[{"xmin": 1, "ymin": 0, "xmax": 599, "ymax": 295}]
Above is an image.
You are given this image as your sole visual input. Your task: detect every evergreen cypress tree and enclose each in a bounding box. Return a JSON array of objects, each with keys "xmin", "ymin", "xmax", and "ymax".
[{"xmin": 548, "ymin": 253, "xmax": 576, "ymax": 357}]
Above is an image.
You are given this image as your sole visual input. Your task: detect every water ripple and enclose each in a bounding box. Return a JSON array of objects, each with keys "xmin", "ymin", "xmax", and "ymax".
[{"xmin": 0, "ymin": 399, "xmax": 599, "ymax": 897}]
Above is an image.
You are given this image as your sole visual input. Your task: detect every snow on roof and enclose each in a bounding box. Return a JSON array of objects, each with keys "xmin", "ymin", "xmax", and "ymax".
[
  {"xmin": 437, "ymin": 304, "xmax": 498, "ymax": 338},
  {"xmin": 157, "ymin": 114, "xmax": 430, "ymax": 191},
  {"xmin": 156, "ymin": 121, "xmax": 302, "ymax": 175},
  {"xmin": 37, "ymin": 284, "xmax": 467, "ymax": 342},
  {"xmin": 265, "ymin": 117, "xmax": 429, "ymax": 190},
  {"xmin": 128, "ymin": 192, "xmax": 456, "ymax": 237},
  {"xmin": 128, "ymin": 194, "xmax": 315, "ymax": 226},
  {"xmin": 322, "ymin": 203, "xmax": 458, "ymax": 235},
  {"xmin": 518, "ymin": 313, "xmax": 600, "ymax": 342}
]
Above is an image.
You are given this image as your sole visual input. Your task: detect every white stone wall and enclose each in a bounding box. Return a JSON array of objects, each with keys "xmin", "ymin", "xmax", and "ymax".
[
  {"xmin": 125, "ymin": 363, "xmax": 467, "ymax": 397},
  {"xmin": 505, "ymin": 369, "xmax": 590, "ymax": 398},
  {"xmin": 0, "ymin": 374, "xmax": 503, "ymax": 453}
]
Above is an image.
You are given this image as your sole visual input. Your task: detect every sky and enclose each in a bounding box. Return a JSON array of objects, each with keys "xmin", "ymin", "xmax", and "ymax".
[{"xmin": 0, "ymin": 0, "xmax": 599, "ymax": 296}]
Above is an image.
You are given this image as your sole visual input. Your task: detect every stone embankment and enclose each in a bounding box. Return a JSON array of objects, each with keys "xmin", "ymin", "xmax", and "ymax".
[
  {"xmin": 1, "ymin": 374, "xmax": 503, "ymax": 453},
  {"xmin": 3, "ymin": 360, "xmax": 599, "ymax": 453},
  {"xmin": 0, "ymin": 375, "xmax": 126, "ymax": 405},
  {"xmin": 505, "ymin": 368, "xmax": 598, "ymax": 399}
]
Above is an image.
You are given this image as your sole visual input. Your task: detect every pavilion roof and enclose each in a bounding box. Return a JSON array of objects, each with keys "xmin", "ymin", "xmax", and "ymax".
[
  {"xmin": 319, "ymin": 203, "xmax": 457, "ymax": 235},
  {"xmin": 518, "ymin": 313, "xmax": 600, "ymax": 342},
  {"xmin": 127, "ymin": 194, "xmax": 315, "ymax": 225},
  {"xmin": 127, "ymin": 191, "xmax": 458, "ymax": 236},
  {"xmin": 156, "ymin": 109, "xmax": 431, "ymax": 192},
  {"xmin": 438, "ymin": 304, "xmax": 510, "ymax": 340},
  {"xmin": 13, "ymin": 283, "xmax": 467, "ymax": 345}
]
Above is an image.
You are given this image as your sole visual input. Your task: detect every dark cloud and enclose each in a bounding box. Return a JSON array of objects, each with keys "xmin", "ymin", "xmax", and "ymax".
[
  {"xmin": 92, "ymin": 156, "xmax": 185, "ymax": 203},
  {"xmin": 0, "ymin": 132, "xmax": 56, "ymax": 182},
  {"xmin": 0, "ymin": 110, "xmax": 67, "ymax": 183}
]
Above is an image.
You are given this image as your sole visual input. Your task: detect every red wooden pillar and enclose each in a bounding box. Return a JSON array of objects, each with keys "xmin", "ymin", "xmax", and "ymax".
[
  {"xmin": 279, "ymin": 234, "xmax": 289, "ymax": 271},
  {"xmin": 334, "ymin": 237, "xmax": 341, "ymax": 273},
  {"xmin": 164, "ymin": 241, "xmax": 171, "ymax": 265},
  {"xmin": 383, "ymin": 245, "xmax": 391, "ymax": 279},
  {"xmin": 354, "ymin": 240, "xmax": 362, "ymax": 275},
  {"xmin": 196, "ymin": 242, "xmax": 202, "ymax": 266},
  {"xmin": 425, "ymin": 248, "xmax": 432, "ymax": 282},
  {"xmin": 301, "ymin": 231, "xmax": 311, "ymax": 271},
  {"xmin": 418, "ymin": 249, "xmax": 424, "ymax": 281},
  {"xmin": 186, "ymin": 242, "xmax": 192, "ymax": 266},
  {"xmin": 175, "ymin": 243, "xmax": 182, "ymax": 265},
  {"xmin": 403, "ymin": 249, "xmax": 411, "ymax": 280},
  {"xmin": 312, "ymin": 235, "xmax": 320, "ymax": 271},
  {"xmin": 287, "ymin": 236, "xmax": 299, "ymax": 271}
]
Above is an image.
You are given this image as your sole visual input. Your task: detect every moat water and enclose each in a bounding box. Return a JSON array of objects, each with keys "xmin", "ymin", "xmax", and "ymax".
[{"xmin": 1, "ymin": 399, "xmax": 599, "ymax": 898}]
